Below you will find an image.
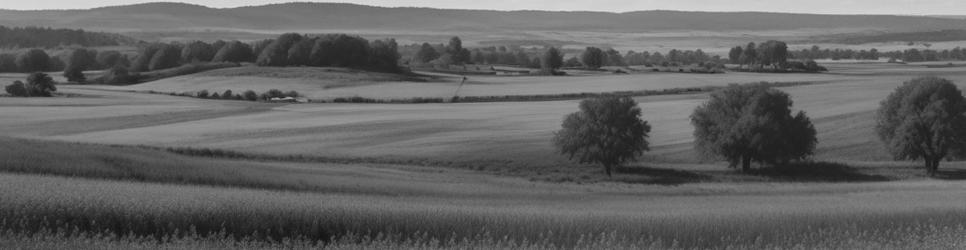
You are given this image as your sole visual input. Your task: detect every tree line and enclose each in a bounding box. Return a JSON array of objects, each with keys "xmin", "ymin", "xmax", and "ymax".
[
  {"xmin": 554, "ymin": 76, "xmax": 964, "ymax": 177},
  {"xmin": 0, "ymin": 26, "xmax": 135, "ymax": 49},
  {"xmin": 782, "ymin": 45, "xmax": 966, "ymax": 63}
]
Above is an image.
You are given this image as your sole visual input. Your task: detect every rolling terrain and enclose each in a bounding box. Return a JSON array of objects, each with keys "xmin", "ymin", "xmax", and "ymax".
[{"xmin": 5, "ymin": 63, "xmax": 966, "ymax": 175}]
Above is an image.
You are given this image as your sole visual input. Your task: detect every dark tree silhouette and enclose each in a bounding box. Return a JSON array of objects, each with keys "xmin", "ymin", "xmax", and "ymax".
[
  {"xmin": 691, "ymin": 83, "xmax": 817, "ymax": 171},
  {"xmin": 876, "ymin": 77, "xmax": 966, "ymax": 176},
  {"xmin": 580, "ymin": 47, "xmax": 605, "ymax": 69},
  {"xmin": 15, "ymin": 49, "xmax": 50, "ymax": 73},
  {"xmin": 553, "ymin": 96, "xmax": 652, "ymax": 177}
]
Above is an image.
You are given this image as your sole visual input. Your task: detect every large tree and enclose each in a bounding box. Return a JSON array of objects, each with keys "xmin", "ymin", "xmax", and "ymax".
[
  {"xmin": 15, "ymin": 49, "xmax": 50, "ymax": 73},
  {"xmin": 181, "ymin": 41, "xmax": 216, "ymax": 63},
  {"xmin": 728, "ymin": 46, "xmax": 743, "ymax": 65},
  {"xmin": 541, "ymin": 47, "xmax": 564, "ymax": 73},
  {"xmin": 63, "ymin": 49, "xmax": 95, "ymax": 83},
  {"xmin": 414, "ymin": 42, "xmax": 440, "ymax": 63},
  {"xmin": 553, "ymin": 96, "xmax": 652, "ymax": 177},
  {"xmin": 256, "ymin": 33, "xmax": 303, "ymax": 66},
  {"xmin": 876, "ymin": 77, "xmax": 966, "ymax": 176},
  {"xmin": 212, "ymin": 41, "xmax": 255, "ymax": 63},
  {"xmin": 147, "ymin": 44, "xmax": 182, "ymax": 71},
  {"xmin": 691, "ymin": 83, "xmax": 816, "ymax": 171},
  {"xmin": 757, "ymin": 40, "xmax": 789, "ymax": 69},
  {"xmin": 580, "ymin": 47, "xmax": 605, "ymax": 69},
  {"xmin": 24, "ymin": 72, "xmax": 56, "ymax": 97}
]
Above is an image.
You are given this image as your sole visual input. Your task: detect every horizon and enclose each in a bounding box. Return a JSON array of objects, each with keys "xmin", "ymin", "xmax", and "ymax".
[{"xmin": 1, "ymin": 0, "xmax": 964, "ymax": 16}]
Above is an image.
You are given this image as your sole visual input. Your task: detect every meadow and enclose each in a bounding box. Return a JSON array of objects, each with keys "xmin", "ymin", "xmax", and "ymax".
[{"xmin": 5, "ymin": 61, "xmax": 966, "ymax": 248}]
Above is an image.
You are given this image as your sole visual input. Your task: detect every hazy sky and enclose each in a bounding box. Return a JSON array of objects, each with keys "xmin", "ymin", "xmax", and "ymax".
[{"xmin": 4, "ymin": 0, "xmax": 964, "ymax": 15}]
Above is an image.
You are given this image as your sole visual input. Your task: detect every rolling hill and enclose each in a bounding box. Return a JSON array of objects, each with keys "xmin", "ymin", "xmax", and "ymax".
[{"xmin": 1, "ymin": 2, "xmax": 965, "ymax": 34}]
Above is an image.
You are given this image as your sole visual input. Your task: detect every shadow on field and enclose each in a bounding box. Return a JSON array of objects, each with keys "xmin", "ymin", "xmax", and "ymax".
[
  {"xmin": 615, "ymin": 166, "xmax": 713, "ymax": 185},
  {"xmin": 933, "ymin": 169, "xmax": 966, "ymax": 180},
  {"xmin": 748, "ymin": 161, "xmax": 891, "ymax": 182}
]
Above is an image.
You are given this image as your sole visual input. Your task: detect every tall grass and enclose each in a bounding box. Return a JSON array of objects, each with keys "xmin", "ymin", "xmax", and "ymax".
[{"xmin": 4, "ymin": 174, "xmax": 966, "ymax": 249}]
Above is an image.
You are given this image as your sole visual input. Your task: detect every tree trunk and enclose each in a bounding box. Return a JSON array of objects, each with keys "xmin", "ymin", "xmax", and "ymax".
[
  {"xmin": 604, "ymin": 164, "xmax": 612, "ymax": 177},
  {"xmin": 741, "ymin": 155, "xmax": 752, "ymax": 172},
  {"xmin": 924, "ymin": 157, "xmax": 939, "ymax": 177}
]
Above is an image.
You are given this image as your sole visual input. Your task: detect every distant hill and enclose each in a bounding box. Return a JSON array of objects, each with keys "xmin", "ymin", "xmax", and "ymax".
[{"xmin": 1, "ymin": 2, "xmax": 965, "ymax": 34}]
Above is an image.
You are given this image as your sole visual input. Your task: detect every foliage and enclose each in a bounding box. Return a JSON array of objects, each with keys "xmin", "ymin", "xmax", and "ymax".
[
  {"xmin": 22, "ymin": 72, "xmax": 57, "ymax": 97},
  {"xmin": 0, "ymin": 25, "xmax": 134, "ymax": 48},
  {"xmin": 691, "ymin": 83, "xmax": 816, "ymax": 171},
  {"xmin": 92, "ymin": 65, "xmax": 138, "ymax": 85},
  {"xmin": 414, "ymin": 43, "xmax": 440, "ymax": 63},
  {"xmin": 4, "ymin": 81, "xmax": 26, "ymax": 97},
  {"xmin": 256, "ymin": 33, "xmax": 303, "ymax": 66},
  {"xmin": 581, "ymin": 47, "xmax": 605, "ymax": 69},
  {"xmin": 875, "ymin": 77, "xmax": 966, "ymax": 175},
  {"xmin": 95, "ymin": 50, "xmax": 127, "ymax": 69},
  {"xmin": 181, "ymin": 41, "xmax": 216, "ymax": 63},
  {"xmin": 130, "ymin": 43, "xmax": 162, "ymax": 72},
  {"xmin": 148, "ymin": 44, "xmax": 182, "ymax": 71},
  {"xmin": 15, "ymin": 49, "xmax": 50, "ymax": 73},
  {"xmin": 553, "ymin": 96, "xmax": 651, "ymax": 176},
  {"xmin": 63, "ymin": 49, "xmax": 96, "ymax": 83},
  {"xmin": 368, "ymin": 39, "xmax": 401, "ymax": 72},
  {"xmin": 541, "ymin": 47, "xmax": 563, "ymax": 72},
  {"xmin": 212, "ymin": 41, "xmax": 255, "ymax": 63}
]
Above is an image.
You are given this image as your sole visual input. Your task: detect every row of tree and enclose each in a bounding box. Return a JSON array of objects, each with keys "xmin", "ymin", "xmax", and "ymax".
[
  {"xmin": 0, "ymin": 49, "xmax": 130, "ymax": 74},
  {"xmin": 727, "ymin": 41, "xmax": 790, "ymax": 69},
  {"xmin": 781, "ymin": 46, "xmax": 966, "ymax": 63},
  {"xmin": 0, "ymin": 26, "xmax": 135, "ymax": 48},
  {"xmin": 554, "ymin": 76, "xmax": 963, "ymax": 177}
]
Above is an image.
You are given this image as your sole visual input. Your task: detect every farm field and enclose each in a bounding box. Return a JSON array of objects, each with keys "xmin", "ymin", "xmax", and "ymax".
[
  {"xmin": 3, "ymin": 63, "xmax": 966, "ymax": 168},
  {"xmin": 5, "ymin": 62, "xmax": 966, "ymax": 248},
  {"xmin": 3, "ymin": 137, "xmax": 966, "ymax": 248}
]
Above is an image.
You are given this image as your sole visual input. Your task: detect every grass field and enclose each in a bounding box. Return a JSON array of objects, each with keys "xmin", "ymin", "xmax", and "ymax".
[
  {"xmin": 5, "ymin": 62, "xmax": 966, "ymax": 248},
  {"xmin": 4, "ymin": 138, "xmax": 966, "ymax": 249}
]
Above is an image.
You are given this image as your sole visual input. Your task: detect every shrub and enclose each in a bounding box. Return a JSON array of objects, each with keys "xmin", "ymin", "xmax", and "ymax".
[
  {"xmin": 197, "ymin": 90, "xmax": 209, "ymax": 98},
  {"xmin": 24, "ymin": 72, "xmax": 57, "ymax": 97},
  {"xmin": 242, "ymin": 90, "xmax": 258, "ymax": 101},
  {"xmin": 93, "ymin": 66, "xmax": 139, "ymax": 85},
  {"xmin": 4, "ymin": 81, "xmax": 26, "ymax": 96}
]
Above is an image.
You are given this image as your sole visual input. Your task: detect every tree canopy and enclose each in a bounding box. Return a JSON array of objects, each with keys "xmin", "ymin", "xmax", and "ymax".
[
  {"xmin": 875, "ymin": 76, "xmax": 966, "ymax": 175},
  {"xmin": 553, "ymin": 96, "xmax": 652, "ymax": 177},
  {"xmin": 15, "ymin": 49, "xmax": 50, "ymax": 73},
  {"xmin": 541, "ymin": 47, "xmax": 563, "ymax": 73},
  {"xmin": 691, "ymin": 83, "xmax": 817, "ymax": 171},
  {"xmin": 580, "ymin": 47, "xmax": 605, "ymax": 69}
]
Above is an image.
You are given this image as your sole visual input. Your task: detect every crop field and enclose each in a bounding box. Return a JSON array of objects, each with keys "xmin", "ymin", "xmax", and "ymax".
[
  {"xmin": 5, "ymin": 62, "xmax": 966, "ymax": 248},
  {"xmin": 4, "ymin": 63, "xmax": 966, "ymax": 167},
  {"xmin": 3, "ymin": 138, "xmax": 966, "ymax": 249}
]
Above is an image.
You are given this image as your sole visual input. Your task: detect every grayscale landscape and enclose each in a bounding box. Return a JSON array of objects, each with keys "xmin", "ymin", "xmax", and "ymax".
[{"xmin": 2, "ymin": 1, "xmax": 966, "ymax": 249}]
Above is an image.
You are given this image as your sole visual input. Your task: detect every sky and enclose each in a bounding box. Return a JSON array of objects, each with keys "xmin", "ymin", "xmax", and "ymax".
[{"xmin": 3, "ymin": 0, "xmax": 965, "ymax": 15}]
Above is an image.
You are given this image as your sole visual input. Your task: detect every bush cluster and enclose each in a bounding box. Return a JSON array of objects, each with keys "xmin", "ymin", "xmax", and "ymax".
[{"xmin": 194, "ymin": 89, "xmax": 299, "ymax": 102}]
